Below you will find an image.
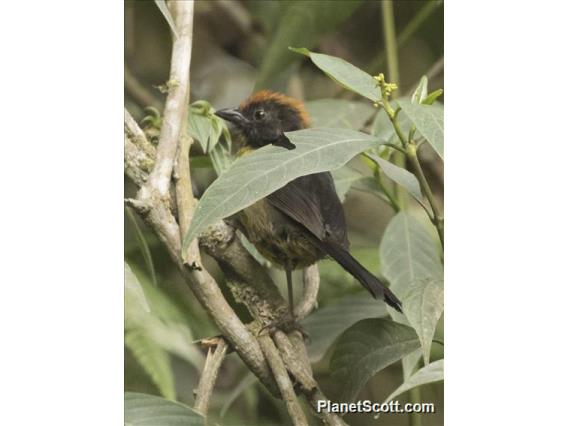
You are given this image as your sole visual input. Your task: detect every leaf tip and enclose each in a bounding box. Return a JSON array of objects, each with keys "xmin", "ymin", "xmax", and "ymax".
[{"xmin": 289, "ymin": 47, "xmax": 310, "ymax": 56}]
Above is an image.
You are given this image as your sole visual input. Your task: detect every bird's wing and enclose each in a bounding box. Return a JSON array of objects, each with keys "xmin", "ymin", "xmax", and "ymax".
[
  {"xmin": 267, "ymin": 172, "xmax": 349, "ymax": 248},
  {"xmin": 269, "ymin": 172, "xmax": 402, "ymax": 312}
]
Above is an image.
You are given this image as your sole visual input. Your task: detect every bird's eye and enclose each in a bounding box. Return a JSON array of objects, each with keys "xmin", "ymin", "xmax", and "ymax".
[{"xmin": 254, "ymin": 109, "xmax": 266, "ymax": 120}]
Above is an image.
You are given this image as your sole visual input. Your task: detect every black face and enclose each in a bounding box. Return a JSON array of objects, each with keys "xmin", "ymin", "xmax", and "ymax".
[{"xmin": 215, "ymin": 101, "xmax": 302, "ymax": 150}]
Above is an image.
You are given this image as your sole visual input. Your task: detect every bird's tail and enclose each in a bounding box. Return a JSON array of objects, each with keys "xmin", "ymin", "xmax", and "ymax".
[{"xmin": 315, "ymin": 241, "xmax": 402, "ymax": 312}]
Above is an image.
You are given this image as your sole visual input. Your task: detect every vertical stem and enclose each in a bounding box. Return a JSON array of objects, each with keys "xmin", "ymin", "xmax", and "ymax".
[
  {"xmin": 381, "ymin": 0, "xmax": 400, "ymax": 87},
  {"xmin": 194, "ymin": 338, "xmax": 229, "ymax": 416},
  {"xmin": 381, "ymin": 0, "xmax": 407, "ymax": 208},
  {"xmin": 408, "ymin": 387, "xmax": 423, "ymax": 426}
]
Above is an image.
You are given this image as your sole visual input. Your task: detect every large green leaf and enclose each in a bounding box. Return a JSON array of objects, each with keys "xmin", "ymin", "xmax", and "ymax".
[
  {"xmin": 291, "ymin": 48, "xmax": 380, "ymax": 102},
  {"xmin": 402, "ymin": 348, "xmax": 423, "ymax": 380},
  {"xmin": 330, "ymin": 318, "xmax": 420, "ymax": 402},
  {"xmin": 306, "ymin": 99, "xmax": 376, "ymax": 130},
  {"xmin": 380, "ymin": 213, "xmax": 443, "ymax": 363},
  {"xmin": 383, "ymin": 359, "xmax": 444, "ymax": 403},
  {"xmin": 125, "ymin": 264, "xmax": 204, "ymax": 371},
  {"xmin": 125, "ymin": 262, "xmax": 150, "ymax": 317},
  {"xmin": 125, "ymin": 392, "xmax": 205, "ymax": 426},
  {"xmin": 398, "ymin": 100, "xmax": 444, "ymax": 159},
  {"xmin": 183, "ymin": 128, "xmax": 382, "ymax": 250},
  {"xmin": 401, "ymin": 278, "xmax": 444, "ymax": 364},
  {"xmin": 255, "ymin": 1, "xmax": 362, "ymax": 89},
  {"xmin": 125, "ymin": 263, "xmax": 175, "ymax": 399},
  {"xmin": 365, "ymin": 152, "xmax": 424, "ymax": 206},
  {"xmin": 302, "ymin": 293, "xmax": 388, "ymax": 362},
  {"xmin": 125, "ymin": 328, "xmax": 175, "ymax": 400},
  {"xmin": 126, "ymin": 208, "xmax": 158, "ymax": 287}
]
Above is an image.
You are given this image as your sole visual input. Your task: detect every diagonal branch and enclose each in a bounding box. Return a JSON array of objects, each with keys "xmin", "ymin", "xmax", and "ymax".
[{"xmin": 258, "ymin": 335, "xmax": 309, "ymax": 426}]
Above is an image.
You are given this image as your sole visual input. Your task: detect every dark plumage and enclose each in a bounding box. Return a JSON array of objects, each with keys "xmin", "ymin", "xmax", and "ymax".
[{"xmin": 215, "ymin": 91, "xmax": 402, "ymax": 314}]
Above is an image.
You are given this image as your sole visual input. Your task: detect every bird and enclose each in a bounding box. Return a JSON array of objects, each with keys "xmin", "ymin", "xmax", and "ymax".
[{"xmin": 214, "ymin": 90, "xmax": 402, "ymax": 320}]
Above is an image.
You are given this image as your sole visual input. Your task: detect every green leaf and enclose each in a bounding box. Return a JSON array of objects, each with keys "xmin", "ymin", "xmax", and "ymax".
[
  {"xmin": 125, "ymin": 265, "xmax": 205, "ymax": 371},
  {"xmin": 331, "ymin": 166, "xmax": 364, "ymax": 202},
  {"xmin": 306, "ymin": 99, "xmax": 376, "ymax": 130},
  {"xmin": 183, "ymin": 128, "xmax": 382, "ymax": 251},
  {"xmin": 398, "ymin": 100, "xmax": 444, "ymax": 159},
  {"xmin": 125, "ymin": 328, "xmax": 175, "ymax": 400},
  {"xmin": 126, "ymin": 208, "xmax": 158, "ymax": 287},
  {"xmin": 125, "ymin": 264, "xmax": 175, "ymax": 399},
  {"xmin": 291, "ymin": 48, "xmax": 380, "ymax": 102},
  {"xmin": 380, "ymin": 213, "xmax": 443, "ymax": 363},
  {"xmin": 350, "ymin": 176, "xmax": 392, "ymax": 205},
  {"xmin": 402, "ymin": 348, "xmax": 423, "ymax": 380},
  {"xmin": 210, "ymin": 140, "xmax": 233, "ymax": 176},
  {"xmin": 154, "ymin": 1, "xmax": 179, "ymax": 39},
  {"xmin": 365, "ymin": 153, "xmax": 423, "ymax": 205},
  {"xmin": 330, "ymin": 318, "xmax": 420, "ymax": 402},
  {"xmin": 187, "ymin": 101, "xmax": 231, "ymax": 154},
  {"xmin": 411, "ymin": 76, "xmax": 429, "ymax": 104},
  {"xmin": 422, "ymin": 89, "xmax": 443, "ymax": 105},
  {"xmin": 302, "ymin": 293, "xmax": 388, "ymax": 362},
  {"xmin": 383, "ymin": 359, "xmax": 444, "ymax": 403},
  {"xmin": 125, "ymin": 262, "xmax": 150, "ymax": 316},
  {"xmin": 401, "ymin": 278, "xmax": 444, "ymax": 364},
  {"xmin": 125, "ymin": 392, "xmax": 205, "ymax": 426},
  {"xmin": 255, "ymin": 1, "xmax": 363, "ymax": 88}
]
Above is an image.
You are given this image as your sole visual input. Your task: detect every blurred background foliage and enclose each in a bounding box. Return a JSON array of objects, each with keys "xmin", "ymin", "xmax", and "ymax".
[{"xmin": 125, "ymin": 1, "xmax": 443, "ymax": 425}]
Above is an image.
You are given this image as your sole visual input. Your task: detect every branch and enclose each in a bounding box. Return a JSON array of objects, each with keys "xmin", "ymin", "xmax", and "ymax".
[
  {"xmin": 258, "ymin": 336, "xmax": 309, "ymax": 426},
  {"xmin": 295, "ymin": 265, "xmax": 320, "ymax": 320},
  {"xmin": 199, "ymin": 221, "xmax": 291, "ymax": 327},
  {"xmin": 194, "ymin": 337, "xmax": 229, "ymax": 415},
  {"xmin": 137, "ymin": 1, "xmax": 193, "ymax": 203}
]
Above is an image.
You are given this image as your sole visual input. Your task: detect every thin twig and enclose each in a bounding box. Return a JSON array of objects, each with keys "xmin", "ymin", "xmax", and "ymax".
[
  {"xmin": 194, "ymin": 338, "xmax": 229, "ymax": 415},
  {"xmin": 258, "ymin": 336, "xmax": 309, "ymax": 426}
]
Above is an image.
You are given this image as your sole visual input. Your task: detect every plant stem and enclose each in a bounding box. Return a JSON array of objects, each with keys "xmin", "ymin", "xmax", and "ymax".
[
  {"xmin": 407, "ymin": 142, "xmax": 444, "ymax": 247},
  {"xmin": 381, "ymin": 1, "xmax": 407, "ymax": 208},
  {"xmin": 369, "ymin": 0, "xmax": 440, "ymax": 74},
  {"xmin": 408, "ymin": 387, "xmax": 423, "ymax": 426},
  {"xmin": 376, "ymin": 80, "xmax": 444, "ymax": 248},
  {"xmin": 381, "ymin": 0, "xmax": 399, "ymax": 87},
  {"xmin": 375, "ymin": 169, "xmax": 400, "ymax": 213}
]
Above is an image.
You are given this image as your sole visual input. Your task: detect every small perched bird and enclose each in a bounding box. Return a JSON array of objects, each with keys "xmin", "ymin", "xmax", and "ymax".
[{"xmin": 215, "ymin": 91, "xmax": 402, "ymax": 318}]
